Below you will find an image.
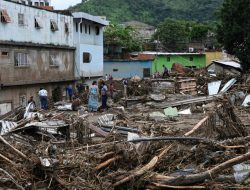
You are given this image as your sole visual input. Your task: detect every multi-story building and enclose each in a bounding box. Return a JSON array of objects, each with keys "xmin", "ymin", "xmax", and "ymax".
[
  {"xmin": 0, "ymin": 0, "xmax": 108, "ymax": 115},
  {"xmin": 10, "ymin": 0, "xmax": 51, "ymax": 6},
  {"xmin": 0, "ymin": 0, "xmax": 74, "ymax": 115},
  {"xmin": 73, "ymin": 12, "xmax": 108, "ymax": 83}
]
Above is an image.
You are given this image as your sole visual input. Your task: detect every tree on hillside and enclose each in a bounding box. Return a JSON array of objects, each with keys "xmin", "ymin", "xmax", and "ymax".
[
  {"xmin": 154, "ymin": 19, "xmax": 215, "ymax": 52},
  {"xmin": 104, "ymin": 24, "xmax": 142, "ymax": 53},
  {"xmin": 154, "ymin": 19, "xmax": 189, "ymax": 52},
  {"xmin": 217, "ymin": 0, "xmax": 250, "ymax": 70},
  {"xmin": 189, "ymin": 22, "xmax": 212, "ymax": 42}
]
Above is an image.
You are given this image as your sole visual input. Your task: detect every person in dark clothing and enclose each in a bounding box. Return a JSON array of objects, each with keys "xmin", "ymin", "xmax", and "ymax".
[
  {"xmin": 109, "ymin": 83, "xmax": 114, "ymax": 99},
  {"xmin": 101, "ymin": 81, "xmax": 108, "ymax": 110},
  {"xmin": 162, "ymin": 65, "xmax": 170, "ymax": 78},
  {"xmin": 66, "ymin": 85, "xmax": 73, "ymax": 101},
  {"xmin": 38, "ymin": 88, "xmax": 48, "ymax": 110},
  {"xmin": 28, "ymin": 96, "xmax": 36, "ymax": 106}
]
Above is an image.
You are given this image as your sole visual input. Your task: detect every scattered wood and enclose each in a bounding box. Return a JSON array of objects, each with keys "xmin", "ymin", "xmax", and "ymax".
[
  {"xmin": 0, "ymin": 135, "xmax": 29, "ymax": 161},
  {"xmin": 114, "ymin": 144, "xmax": 173, "ymax": 187},
  {"xmin": 152, "ymin": 152, "xmax": 250, "ymax": 186},
  {"xmin": 95, "ymin": 155, "xmax": 122, "ymax": 170}
]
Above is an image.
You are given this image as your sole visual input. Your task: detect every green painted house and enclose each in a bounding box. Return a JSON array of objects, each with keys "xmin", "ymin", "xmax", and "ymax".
[{"xmin": 141, "ymin": 52, "xmax": 206, "ymax": 73}]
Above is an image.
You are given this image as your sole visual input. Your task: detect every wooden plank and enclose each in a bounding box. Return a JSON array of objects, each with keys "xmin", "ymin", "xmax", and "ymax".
[{"xmin": 88, "ymin": 124, "xmax": 109, "ymax": 137}]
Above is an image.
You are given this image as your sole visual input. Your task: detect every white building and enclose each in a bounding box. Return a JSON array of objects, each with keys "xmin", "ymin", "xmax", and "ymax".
[
  {"xmin": 10, "ymin": 0, "xmax": 51, "ymax": 6},
  {"xmin": 0, "ymin": 0, "xmax": 73, "ymax": 46},
  {"xmin": 73, "ymin": 12, "xmax": 109, "ymax": 80},
  {"xmin": 0, "ymin": 0, "xmax": 109, "ymax": 115},
  {"xmin": 0, "ymin": 0, "xmax": 75, "ymax": 114}
]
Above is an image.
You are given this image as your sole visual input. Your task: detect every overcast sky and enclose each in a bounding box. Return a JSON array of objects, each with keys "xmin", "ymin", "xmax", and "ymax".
[{"xmin": 51, "ymin": 0, "xmax": 82, "ymax": 10}]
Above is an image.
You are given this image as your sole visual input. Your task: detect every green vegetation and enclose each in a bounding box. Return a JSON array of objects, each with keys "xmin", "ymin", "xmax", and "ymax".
[
  {"xmin": 71, "ymin": 0, "xmax": 223, "ymax": 25},
  {"xmin": 154, "ymin": 19, "xmax": 213, "ymax": 51},
  {"xmin": 217, "ymin": 0, "xmax": 250, "ymax": 70},
  {"xmin": 104, "ymin": 24, "xmax": 142, "ymax": 52}
]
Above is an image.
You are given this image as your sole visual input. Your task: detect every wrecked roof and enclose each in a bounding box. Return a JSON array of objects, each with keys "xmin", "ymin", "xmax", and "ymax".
[
  {"xmin": 212, "ymin": 60, "xmax": 242, "ymax": 70},
  {"xmin": 72, "ymin": 12, "xmax": 109, "ymax": 26}
]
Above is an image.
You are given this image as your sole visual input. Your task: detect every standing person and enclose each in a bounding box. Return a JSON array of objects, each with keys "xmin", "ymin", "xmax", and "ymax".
[
  {"xmin": 27, "ymin": 96, "xmax": 36, "ymax": 111},
  {"xmin": 105, "ymin": 74, "xmax": 108, "ymax": 81},
  {"xmin": 109, "ymin": 83, "xmax": 114, "ymax": 99},
  {"xmin": 66, "ymin": 85, "xmax": 73, "ymax": 101},
  {"xmin": 38, "ymin": 88, "xmax": 48, "ymax": 110},
  {"xmin": 109, "ymin": 74, "xmax": 113, "ymax": 81},
  {"xmin": 162, "ymin": 65, "xmax": 170, "ymax": 78},
  {"xmin": 101, "ymin": 81, "xmax": 108, "ymax": 110},
  {"xmin": 72, "ymin": 96, "xmax": 81, "ymax": 111},
  {"xmin": 88, "ymin": 81, "xmax": 99, "ymax": 112}
]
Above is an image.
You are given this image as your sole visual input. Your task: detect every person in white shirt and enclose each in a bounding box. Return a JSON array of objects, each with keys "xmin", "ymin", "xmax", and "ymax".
[{"xmin": 38, "ymin": 88, "xmax": 48, "ymax": 110}]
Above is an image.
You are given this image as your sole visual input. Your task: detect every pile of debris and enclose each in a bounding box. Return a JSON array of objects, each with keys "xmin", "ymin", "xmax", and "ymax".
[{"xmin": 1, "ymin": 65, "xmax": 250, "ymax": 189}]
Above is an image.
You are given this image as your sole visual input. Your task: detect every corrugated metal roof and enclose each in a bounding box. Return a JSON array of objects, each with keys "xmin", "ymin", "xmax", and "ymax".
[
  {"xmin": 73, "ymin": 12, "xmax": 109, "ymax": 26},
  {"xmin": 212, "ymin": 60, "xmax": 242, "ymax": 70}
]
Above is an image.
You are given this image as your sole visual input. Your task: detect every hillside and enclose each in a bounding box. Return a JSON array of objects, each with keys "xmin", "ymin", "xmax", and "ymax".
[{"xmin": 71, "ymin": 0, "xmax": 223, "ymax": 25}]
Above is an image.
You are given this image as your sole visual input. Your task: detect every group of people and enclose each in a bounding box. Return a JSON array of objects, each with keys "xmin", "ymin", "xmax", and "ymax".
[
  {"xmin": 29, "ymin": 77, "xmax": 116, "ymax": 112},
  {"xmin": 88, "ymin": 80, "xmax": 113, "ymax": 112}
]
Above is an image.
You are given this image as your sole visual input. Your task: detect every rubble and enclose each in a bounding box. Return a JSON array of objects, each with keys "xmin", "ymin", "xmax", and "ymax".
[{"xmin": 1, "ymin": 70, "xmax": 250, "ymax": 189}]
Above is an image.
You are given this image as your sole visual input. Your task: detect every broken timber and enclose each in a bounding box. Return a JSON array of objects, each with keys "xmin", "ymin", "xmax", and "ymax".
[
  {"xmin": 152, "ymin": 151, "xmax": 250, "ymax": 186},
  {"xmin": 88, "ymin": 124, "xmax": 109, "ymax": 137}
]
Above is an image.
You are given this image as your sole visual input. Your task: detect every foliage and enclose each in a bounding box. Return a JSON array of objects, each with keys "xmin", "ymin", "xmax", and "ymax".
[
  {"xmin": 71, "ymin": 0, "xmax": 223, "ymax": 26},
  {"xmin": 154, "ymin": 19, "xmax": 213, "ymax": 51},
  {"xmin": 190, "ymin": 23, "xmax": 212, "ymax": 41},
  {"xmin": 217, "ymin": 0, "xmax": 250, "ymax": 70},
  {"xmin": 104, "ymin": 24, "xmax": 142, "ymax": 52},
  {"xmin": 154, "ymin": 19, "xmax": 189, "ymax": 51}
]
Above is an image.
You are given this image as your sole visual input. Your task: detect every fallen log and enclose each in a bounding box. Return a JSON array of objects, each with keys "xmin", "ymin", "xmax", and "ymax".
[
  {"xmin": 184, "ymin": 116, "xmax": 209, "ymax": 137},
  {"xmin": 114, "ymin": 144, "xmax": 173, "ymax": 187},
  {"xmin": 128, "ymin": 136, "xmax": 206, "ymax": 143},
  {"xmin": 0, "ymin": 153, "xmax": 16, "ymax": 166},
  {"xmin": 149, "ymin": 183, "xmax": 206, "ymax": 189},
  {"xmin": 0, "ymin": 168, "xmax": 25, "ymax": 190},
  {"xmin": 88, "ymin": 124, "xmax": 109, "ymax": 137},
  {"xmin": 95, "ymin": 155, "xmax": 122, "ymax": 170},
  {"xmin": 0, "ymin": 135, "xmax": 29, "ymax": 161},
  {"xmin": 152, "ymin": 152, "xmax": 250, "ymax": 186}
]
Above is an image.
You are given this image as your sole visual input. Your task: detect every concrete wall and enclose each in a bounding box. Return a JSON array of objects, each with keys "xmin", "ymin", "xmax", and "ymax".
[
  {"xmin": 73, "ymin": 19, "xmax": 105, "ymax": 78},
  {"xmin": 0, "ymin": 44, "xmax": 75, "ymax": 85},
  {"xmin": 206, "ymin": 52, "xmax": 223, "ymax": 66},
  {"xmin": 0, "ymin": 102, "xmax": 12, "ymax": 116},
  {"xmin": 152, "ymin": 54, "xmax": 206, "ymax": 73},
  {"xmin": 0, "ymin": 0, "xmax": 73, "ymax": 46},
  {"xmin": 104, "ymin": 60, "xmax": 152, "ymax": 78}
]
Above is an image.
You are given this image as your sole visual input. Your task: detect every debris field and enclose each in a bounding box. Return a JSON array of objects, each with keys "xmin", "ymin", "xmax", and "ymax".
[{"xmin": 1, "ymin": 71, "xmax": 250, "ymax": 189}]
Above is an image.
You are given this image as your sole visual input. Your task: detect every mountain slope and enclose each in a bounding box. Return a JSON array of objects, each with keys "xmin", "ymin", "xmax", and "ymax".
[{"xmin": 71, "ymin": 0, "xmax": 223, "ymax": 25}]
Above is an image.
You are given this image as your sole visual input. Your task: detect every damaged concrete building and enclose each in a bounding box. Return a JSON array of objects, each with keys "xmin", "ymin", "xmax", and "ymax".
[
  {"xmin": 0, "ymin": 0, "xmax": 75, "ymax": 114},
  {"xmin": 0, "ymin": 0, "xmax": 108, "ymax": 115}
]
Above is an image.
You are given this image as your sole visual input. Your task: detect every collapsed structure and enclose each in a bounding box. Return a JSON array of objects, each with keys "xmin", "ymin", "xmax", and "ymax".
[{"xmin": 0, "ymin": 64, "xmax": 250, "ymax": 189}]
